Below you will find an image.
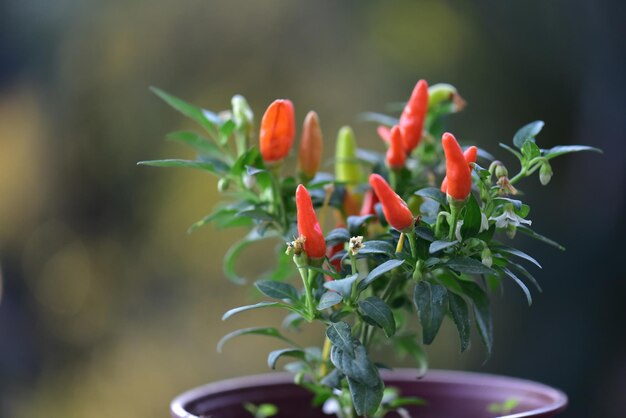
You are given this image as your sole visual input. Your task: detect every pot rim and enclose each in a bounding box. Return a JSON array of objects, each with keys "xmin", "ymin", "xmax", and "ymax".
[{"xmin": 171, "ymin": 369, "xmax": 568, "ymax": 418}]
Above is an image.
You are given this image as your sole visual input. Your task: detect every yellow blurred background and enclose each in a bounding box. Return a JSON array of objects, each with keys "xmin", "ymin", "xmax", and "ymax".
[{"xmin": 0, "ymin": 1, "xmax": 624, "ymax": 417}]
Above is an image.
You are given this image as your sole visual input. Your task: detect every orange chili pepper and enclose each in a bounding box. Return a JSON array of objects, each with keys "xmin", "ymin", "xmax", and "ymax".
[
  {"xmin": 399, "ymin": 79, "xmax": 429, "ymax": 153},
  {"xmin": 440, "ymin": 145, "xmax": 477, "ymax": 193},
  {"xmin": 296, "ymin": 184, "xmax": 326, "ymax": 259},
  {"xmin": 368, "ymin": 174, "xmax": 414, "ymax": 232},
  {"xmin": 441, "ymin": 133, "xmax": 472, "ymax": 201},
  {"xmin": 359, "ymin": 189, "xmax": 379, "ymax": 217},
  {"xmin": 343, "ymin": 189, "xmax": 361, "ymax": 217},
  {"xmin": 386, "ymin": 125, "xmax": 406, "ymax": 169},
  {"xmin": 260, "ymin": 99, "xmax": 295, "ymax": 163},
  {"xmin": 377, "ymin": 125, "xmax": 391, "ymax": 144},
  {"xmin": 298, "ymin": 111, "xmax": 323, "ymax": 180}
]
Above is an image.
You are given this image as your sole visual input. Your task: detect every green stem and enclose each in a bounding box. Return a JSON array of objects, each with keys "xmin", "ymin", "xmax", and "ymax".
[
  {"xmin": 297, "ymin": 266, "xmax": 315, "ymax": 321},
  {"xmin": 448, "ymin": 206, "xmax": 460, "ymax": 241},
  {"xmin": 407, "ymin": 231, "xmax": 418, "ymax": 260},
  {"xmin": 508, "ymin": 169, "xmax": 526, "ymax": 185}
]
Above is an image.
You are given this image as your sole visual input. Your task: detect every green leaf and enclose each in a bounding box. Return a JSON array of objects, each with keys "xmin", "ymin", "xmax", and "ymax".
[
  {"xmin": 224, "ymin": 230, "xmax": 279, "ymax": 284},
  {"xmin": 501, "ymin": 267, "xmax": 532, "ymax": 306},
  {"xmin": 166, "ymin": 131, "xmax": 223, "ymax": 158},
  {"xmin": 517, "ymin": 226, "xmax": 565, "ymax": 250},
  {"xmin": 446, "ymin": 257, "xmax": 497, "ymax": 275},
  {"xmin": 217, "ymin": 327, "xmax": 293, "ymax": 352},
  {"xmin": 415, "ymin": 226, "xmax": 435, "ymax": 242},
  {"xmin": 447, "ymin": 292, "xmax": 470, "ymax": 352},
  {"xmin": 187, "ymin": 207, "xmax": 238, "ymax": 234},
  {"xmin": 460, "ymin": 281, "xmax": 492, "ymax": 357},
  {"xmin": 492, "ymin": 245, "xmax": 541, "ymax": 269},
  {"xmin": 150, "ymin": 87, "xmax": 218, "ymax": 135},
  {"xmin": 413, "ymin": 282, "xmax": 448, "ymax": 345},
  {"xmin": 543, "ymin": 145, "xmax": 602, "ymax": 160},
  {"xmin": 357, "ymin": 240, "xmax": 395, "ymax": 256},
  {"xmin": 509, "ymin": 262, "xmax": 542, "ymax": 292},
  {"xmin": 357, "ymin": 111, "xmax": 399, "ymax": 127},
  {"xmin": 318, "ymin": 292, "xmax": 343, "ymax": 310},
  {"xmin": 325, "ymin": 228, "xmax": 351, "ymax": 246},
  {"xmin": 358, "ymin": 297, "xmax": 396, "ymax": 337},
  {"xmin": 347, "ymin": 376, "xmax": 384, "ymax": 417},
  {"xmin": 267, "ymin": 348, "xmax": 306, "ymax": 370},
  {"xmin": 388, "ymin": 397, "xmax": 427, "ymax": 408},
  {"xmin": 323, "ymin": 274, "xmax": 358, "ymax": 298},
  {"xmin": 461, "ymin": 194, "xmax": 481, "ymax": 238},
  {"xmin": 219, "ymin": 119, "xmax": 237, "ymax": 145},
  {"xmin": 330, "ymin": 343, "xmax": 379, "ymax": 384},
  {"xmin": 137, "ymin": 158, "xmax": 227, "ymax": 174},
  {"xmin": 429, "ymin": 240, "xmax": 458, "ymax": 254},
  {"xmin": 415, "ymin": 187, "xmax": 447, "ymax": 207},
  {"xmin": 255, "ymin": 280, "xmax": 299, "ymax": 302},
  {"xmin": 513, "ymin": 120, "xmax": 544, "ymax": 149},
  {"xmin": 222, "ymin": 301, "xmax": 283, "ymax": 320},
  {"xmin": 521, "ymin": 141, "xmax": 541, "ymax": 162},
  {"xmin": 347, "ymin": 215, "xmax": 374, "ymax": 235},
  {"xmin": 358, "ymin": 259, "xmax": 405, "ymax": 292},
  {"xmin": 326, "ymin": 322, "xmax": 354, "ymax": 357}
]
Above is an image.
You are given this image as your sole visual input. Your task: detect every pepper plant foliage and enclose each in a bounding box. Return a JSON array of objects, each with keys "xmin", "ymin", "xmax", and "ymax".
[{"xmin": 139, "ymin": 82, "xmax": 600, "ymax": 417}]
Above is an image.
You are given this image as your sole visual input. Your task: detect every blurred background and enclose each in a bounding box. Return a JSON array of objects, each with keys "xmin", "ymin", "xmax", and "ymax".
[{"xmin": 0, "ymin": 0, "xmax": 624, "ymax": 417}]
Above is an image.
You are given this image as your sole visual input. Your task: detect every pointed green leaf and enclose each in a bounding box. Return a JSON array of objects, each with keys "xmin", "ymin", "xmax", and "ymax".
[
  {"xmin": 357, "ymin": 240, "xmax": 395, "ymax": 256},
  {"xmin": 325, "ymin": 228, "xmax": 351, "ymax": 246},
  {"xmin": 415, "ymin": 187, "xmax": 447, "ymax": 207},
  {"xmin": 413, "ymin": 282, "xmax": 448, "ymax": 345},
  {"xmin": 222, "ymin": 301, "xmax": 283, "ymax": 320},
  {"xmin": 326, "ymin": 322, "xmax": 354, "ymax": 357},
  {"xmin": 347, "ymin": 376, "xmax": 384, "ymax": 417},
  {"xmin": 492, "ymin": 245, "xmax": 542, "ymax": 269},
  {"xmin": 357, "ymin": 111, "xmax": 399, "ymax": 126},
  {"xmin": 501, "ymin": 267, "xmax": 532, "ymax": 306},
  {"xmin": 499, "ymin": 143, "xmax": 523, "ymax": 160},
  {"xmin": 358, "ymin": 297, "xmax": 396, "ymax": 337},
  {"xmin": 517, "ymin": 226, "xmax": 565, "ymax": 250},
  {"xmin": 255, "ymin": 280, "xmax": 299, "ymax": 302},
  {"xmin": 543, "ymin": 145, "xmax": 602, "ymax": 160},
  {"xmin": 166, "ymin": 131, "xmax": 223, "ymax": 157},
  {"xmin": 447, "ymin": 292, "xmax": 470, "ymax": 352},
  {"xmin": 446, "ymin": 257, "xmax": 497, "ymax": 275},
  {"xmin": 461, "ymin": 194, "xmax": 481, "ymax": 238},
  {"xmin": 150, "ymin": 87, "xmax": 218, "ymax": 135},
  {"xmin": 267, "ymin": 348, "xmax": 306, "ymax": 370},
  {"xmin": 513, "ymin": 121, "xmax": 544, "ymax": 149},
  {"xmin": 358, "ymin": 259, "xmax": 404, "ymax": 292},
  {"xmin": 429, "ymin": 240, "xmax": 458, "ymax": 254},
  {"xmin": 460, "ymin": 281, "xmax": 492, "ymax": 357},
  {"xmin": 217, "ymin": 327, "xmax": 293, "ymax": 352},
  {"xmin": 137, "ymin": 158, "xmax": 227, "ymax": 174},
  {"xmin": 323, "ymin": 274, "xmax": 358, "ymax": 298},
  {"xmin": 318, "ymin": 292, "xmax": 343, "ymax": 310}
]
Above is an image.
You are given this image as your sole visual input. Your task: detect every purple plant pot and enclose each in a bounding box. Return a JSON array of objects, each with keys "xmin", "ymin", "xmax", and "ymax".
[{"xmin": 170, "ymin": 369, "xmax": 567, "ymax": 418}]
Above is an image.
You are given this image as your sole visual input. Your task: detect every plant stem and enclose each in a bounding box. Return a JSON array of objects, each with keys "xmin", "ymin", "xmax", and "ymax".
[
  {"xmin": 407, "ymin": 231, "xmax": 418, "ymax": 260},
  {"xmin": 448, "ymin": 206, "xmax": 460, "ymax": 241},
  {"xmin": 296, "ymin": 265, "xmax": 315, "ymax": 321}
]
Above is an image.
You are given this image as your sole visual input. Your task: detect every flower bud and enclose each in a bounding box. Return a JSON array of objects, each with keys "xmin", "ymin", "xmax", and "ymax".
[
  {"xmin": 260, "ymin": 99, "xmax": 295, "ymax": 164},
  {"xmin": 335, "ymin": 126, "xmax": 362, "ymax": 185},
  {"xmin": 231, "ymin": 95, "xmax": 254, "ymax": 137},
  {"xmin": 217, "ymin": 177, "xmax": 230, "ymax": 192},
  {"xmin": 539, "ymin": 161, "xmax": 553, "ymax": 185},
  {"xmin": 298, "ymin": 111, "xmax": 323, "ymax": 180},
  {"xmin": 243, "ymin": 173, "xmax": 256, "ymax": 189},
  {"xmin": 489, "ymin": 161, "xmax": 508, "ymax": 178},
  {"xmin": 428, "ymin": 83, "xmax": 466, "ymax": 113},
  {"xmin": 481, "ymin": 247, "xmax": 493, "ymax": 268}
]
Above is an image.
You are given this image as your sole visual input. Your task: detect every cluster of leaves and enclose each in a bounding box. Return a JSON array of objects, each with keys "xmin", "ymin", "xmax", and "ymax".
[{"xmin": 140, "ymin": 86, "xmax": 600, "ymax": 417}]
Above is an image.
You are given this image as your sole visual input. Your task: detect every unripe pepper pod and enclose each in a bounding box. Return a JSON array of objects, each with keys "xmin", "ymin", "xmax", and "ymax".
[
  {"xmin": 386, "ymin": 125, "xmax": 406, "ymax": 169},
  {"xmin": 335, "ymin": 126, "xmax": 362, "ymax": 185},
  {"xmin": 399, "ymin": 79, "xmax": 429, "ymax": 153},
  {"xmin": 259, "ymin": 99, "xmax": 295, "ymax": 164},
  {"xmin": 298, "ymin": 111, "xmax": 323, "ymax": 180},
  {"xmin": 441, "ymin": 133, "xmax": 472, "ymax": 201},
  {"xmin": 368, "ymin": 174, "xmax": 414, "ymax": 232},
  {"xmin": 296, "ymin": 185, "xmax": 327, "ymax": 259},
  {"xmin": 440, "ymin": 145, "xmax": 477, "ymax": 193}
]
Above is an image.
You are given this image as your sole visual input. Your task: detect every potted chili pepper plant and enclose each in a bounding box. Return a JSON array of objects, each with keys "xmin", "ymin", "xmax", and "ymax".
[{"xmin": 139, "ymin": 80, "xmax": 601, "ymax": 418}]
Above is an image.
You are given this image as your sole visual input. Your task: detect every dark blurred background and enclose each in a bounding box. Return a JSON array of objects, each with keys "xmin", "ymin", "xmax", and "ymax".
[{"xmin": 1, "ymin": 0, "xmax": 624, "ymax": 417}]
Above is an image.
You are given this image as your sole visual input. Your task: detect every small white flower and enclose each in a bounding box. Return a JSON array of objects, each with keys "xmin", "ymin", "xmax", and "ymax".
[
  {"xmin": 489, "ymin": 207, "xmax": 531, "ymax": 229},
  {"xmin": 322, "ymin": 398, "xmax": 340, "ymax": 415},
  {"xmin": 349, "ymin": 236, "xmax": 364, "ymax": 256}
]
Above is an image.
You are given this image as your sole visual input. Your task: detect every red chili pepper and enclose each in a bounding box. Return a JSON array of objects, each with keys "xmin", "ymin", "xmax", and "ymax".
[
  {"xmin": 260, "ymin": 99, "xmax": 295, "ymax": 163},
  {"xmin": 399, "ymin": 79, "xmax": 429, "ymax": 153},
  {"xmin": 440, "ymin": 145, "xmax": 477, "ymax": 193},
  {"xmin": 441, "ymin": 133, "xmax": 472, "ymax": 200},
  {"xmin": 298, "ymin": 111, "xmax": 323, "ymax": 179},
  {"xmin": 377, "ymin": 125, "xmax": 391, "ymax": 144},
  {"xmin": 359, "ymin": 189, "xmax": 379, "ymax": 217},
  {"xmin": 386, "ymin": 125, "xmax": 406, "ymax": 169},
  {"xmin": 368, "ymin": 174, "xmax": 414, "ymax": 232},
  {"xmin": 296, "ymin": 184, "xmax": 326, "ymax": 259}
]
